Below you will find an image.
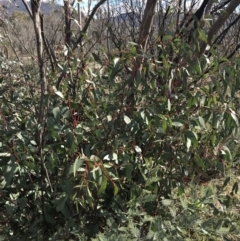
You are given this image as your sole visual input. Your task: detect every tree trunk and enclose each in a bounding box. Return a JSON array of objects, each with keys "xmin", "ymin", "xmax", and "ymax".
[{"xmin": 127, "ymin": 0, "xmax": 158, "ymax": 107}]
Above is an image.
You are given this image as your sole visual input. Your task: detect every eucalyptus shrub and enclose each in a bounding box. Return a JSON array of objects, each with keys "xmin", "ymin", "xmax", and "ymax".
[{"xmin": 0, "ymin": 26, "xmax": 240, "ymax": 240}]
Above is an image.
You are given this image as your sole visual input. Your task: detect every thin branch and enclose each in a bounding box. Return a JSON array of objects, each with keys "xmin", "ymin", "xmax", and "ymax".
[
  {"xmin": 74, "ymin": 0, "xmax": 107, "ymax": 49},
  {"xmin": 56, "ymin": 0, "xmax": 107, "ymax": 90},
  {"xmin": 199, "ymin": 0, "xmax": 240, "ymax": 57},
  {"xmin": 22, "ymin": 0, "xmax": 33, "ymax": 21},
  {"xmin": 213, "ymin": 14, "xmax": 240, "ymax": 45},
  {"xmin": 2, "ymin": 24, "xmax": 25, "ymax": 73},
  {"xmin": 210, "ymin": 0, "xmax": 231, "ymax": 15},
  {"xmin": 40, "ymin": 14, "xmax": 55, "ymax": 72}
]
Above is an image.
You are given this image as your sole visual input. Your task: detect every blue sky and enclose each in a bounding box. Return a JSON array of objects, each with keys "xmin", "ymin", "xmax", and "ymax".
[{"xmin": 79, "ymin": 0, "xmax": 98, "ymax": 8}]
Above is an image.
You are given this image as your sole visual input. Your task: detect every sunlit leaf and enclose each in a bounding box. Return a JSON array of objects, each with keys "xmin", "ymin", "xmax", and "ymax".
[
  {"xmin": 55, "ymin": 90, "xmax": 64, "ymax": 99},
  {"xmin": 172, "ymin": 121, "xmax": 183, "ymax": 127},
  {"xmin": 161, "ymin": 199, "xmax": 173, "ymax": 206},
  {"xmin": 4, "ymin": 161, "xmax": 19, "ymax": 185},
  {"xmin": 134, "ymin": 145, "xmax": 142, "ymax": 153},
  {"xmin": 198, "ymin": 116, "xmax": 206, "ymax": 128},
  {"xmin": 123, "ymin": 115, "xmax": 131, "ymax": 124},
  {"xmin": 70, "ymin": 156, "xmax": 84, "ymax": 176},
  {"xmin": 185, "ymin": 130, "xmax": 198, "ymax": 147},
  {"xmin": 167, "ymin": 99, "xmax": 171, "ymax": 111},
  {"xmin": 103, "ymin": 153, "xmax": 118, "ymax": 161},
  {"xmin": 0, "ymin": 153, "xmax": 11, "ymax": 157}
]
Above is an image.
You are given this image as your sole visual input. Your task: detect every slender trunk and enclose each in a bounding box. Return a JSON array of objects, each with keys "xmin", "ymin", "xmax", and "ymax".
[
  {"xmin": 127, "ymin": 0, "xmax": 157, "ymax": 107},
  {"xmin": 31, "ymin": 0, "xmax": 48, "ymax": 230}
]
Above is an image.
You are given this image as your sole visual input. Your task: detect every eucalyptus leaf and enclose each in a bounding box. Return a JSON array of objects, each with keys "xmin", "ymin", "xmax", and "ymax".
[
  {"xmin": 123, "ymin": 115, "xmax": 131, "ymax": 124},
  {"xmin": 52, "ymin": 106, "xmax": 61, "ymax": 120}
]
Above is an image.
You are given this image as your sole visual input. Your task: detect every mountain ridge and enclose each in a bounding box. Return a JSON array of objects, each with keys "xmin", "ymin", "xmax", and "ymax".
[{"xmin": 0, "ymin": 0, "xmax": 62, "ymax": 16}]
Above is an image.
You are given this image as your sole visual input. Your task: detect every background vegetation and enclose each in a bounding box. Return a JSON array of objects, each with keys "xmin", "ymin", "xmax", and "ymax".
[{"xmin": 0, "ymin": 0, "xmax": 240, "ymax": 240}]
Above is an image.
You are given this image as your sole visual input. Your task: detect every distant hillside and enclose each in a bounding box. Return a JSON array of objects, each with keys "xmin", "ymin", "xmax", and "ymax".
[{"xmin": 0, "ymin": 0, "xmax": 62, "ymax": 16}]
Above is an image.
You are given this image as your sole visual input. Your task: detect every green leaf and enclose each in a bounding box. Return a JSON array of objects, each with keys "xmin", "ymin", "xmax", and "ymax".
[
  {"xmin": 163, "ymin": 35, "xmax": 172, "ymax": 41},
  {"xmin": 221, "ymin": 146, "xmax": 232, "ymax": 162},
  {"xmin": 223, "ymin": 176, "xmax": 230, "ymax": 188},
  {"xmin": 0, "ymin": 180, "xmax": 6, "ymax": 189},
  {"xmin": 56, "ymin": 196, "xmax": 68, "ymax": 212},
  {"xmin": 54, "ymin": 90, "xmax": 64, "ymax": 99},
  {"xmin": 125, "ymin": 163, "xmax": 133, "ymax": 181},
  {"xmin": 161, "ymin": 199, "xmax": 173, "ymax": 206},
  {"xmin": 65, "ymin": 132, "xmax": 76, "ymax": 151},
  {"xmin": 145, "ymin": 177, "xmax": 160, "ymax": 187},
  {"xmin": 172, "ymin": 121, "xmax": 183, "ymax": 127},
  {"xmin": 52, "ymin": 106, "xmax": 61, "ymax": 120},
  {"xmin": 198, "ymin": 29, "xmax": 207, "ymax": 43},
  {"xmin": 103, "ymin": 153, "xmax": 118, "ymax": 161},
  {"xmin": 167, "ymin": 99, "xmax": 171, "ymax": 111},
  {"xmin": 169, "ymin": 205, "xmax": 176, "ymax": 217},
  {"xmin": 30, "ymin": 140, "xmax": 37, "ymax": 146},
  {"xmin": 110, "ymin": 57, "xmax": 121, "ymax": 80},
  {"xmin": 216, "ymin": 227, "xmax": 230, "ymax": 235},
  {"xmin": 113, "ymin": 183, "xmax": 119, "ymax": 196},
  {"xmin": 17, "ymin": 197, "xmax": 27, "ymax": 209},
  {"xmin": 232, "ymin": 182, "xmax": 238, "ymax": 194},
  {"xmin": 229, "ymin": 108, "xmax": 239, "ymax": 127},
  {"xmin": 44, "ymin": 213, "xmax": 56, "ymax": 224},
  {"xmin": 62, "ymin": 180, "xmax": 73, "ymax": 194},
  {"xmin": 162, "ymin": 118, "xmax": 167, "ymax": 133},
  {"xmin": 198, "ymin": 116, "xmax": 206, "ymax": 128},
  {"xmin": 186, "ymin": 138, "xmax": 191, "ymax": 151},
  {"xmin": 140, "ymin": 111, "xmax": 149, "ymax": 125},
  {"xmin": 134, "ymin": 145, "xmax": 142, "ymax": 153},
  {"xmin": 4, "ymin": 161, "xmax": 19, "ymax": 185},
  {"xmin": 97, "ymin": 176, "xmax": 107, "ymax": 195},
  {"xmin": 185, "ymin": 130, "xmax": 198, "ymax": 147},
  {"xmin": 5, "ymin": 202, "xmax": 15, "ymax": 216},
  {"xmin": 61, "ymin": 107, "xmax": 70, "ymax": 118},
  {"xmin": 0, "ymin": 153, "xmax": 11, "ymax": 157},
  {"xmin": 195, "ymin": 154, "xmax": 205, "ymax": 169},
  {"xmin": 16, "ymin": 132, "xmax": 24, "ymax": 142},
  {"xmin": 178, "ymin": 185, "xmax": 185, "ymax": 196},
  {"xmin": 113, "ymin": 57, "xmax": 120, "ymax": 67},
  {"xmin": 123, "ymin": 115, "xmax": 131, "ymax": 124},
  {"xmin": 70, "ymin": 156, "xmax": 84, "ymax": 176},
  {"xmin": 92, "ymin": 53, "xmax": 102, "ymax": 65}
]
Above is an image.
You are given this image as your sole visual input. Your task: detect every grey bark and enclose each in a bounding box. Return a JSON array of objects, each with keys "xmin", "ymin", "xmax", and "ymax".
[
  {"xmin": 134, "ymin": 0, "xmax": 158, "ymax": 73},
  {"xmin": 127, "ymin": 0, "xmax": 158, "ymax": 107}
]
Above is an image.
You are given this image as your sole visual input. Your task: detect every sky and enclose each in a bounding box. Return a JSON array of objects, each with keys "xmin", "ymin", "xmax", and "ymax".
[
  {"xmin": 78, "ymin": 0, "xmax": 203, "ymax": 11},
  {"xmin": 56, "ymin": 0, "xmax": 101, "ymax": 13}
]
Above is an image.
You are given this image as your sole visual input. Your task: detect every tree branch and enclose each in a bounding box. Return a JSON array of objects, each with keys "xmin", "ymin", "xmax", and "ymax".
[
  {"xmin": 199, "ymin": 0, "xmax": 240, "ymax": 57},
  {"xmin": 74, "ymin": 0, "xmax": 107, "ymax": 49},
  {"xmin": 22, "ymin": 0, "xmax": 33, "ymax": 21}
]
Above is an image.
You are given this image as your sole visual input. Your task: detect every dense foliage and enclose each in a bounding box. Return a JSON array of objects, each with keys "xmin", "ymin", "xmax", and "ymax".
[{"xmin": 1, "ymin": 0, "xmax": 240, "ymax": 240}]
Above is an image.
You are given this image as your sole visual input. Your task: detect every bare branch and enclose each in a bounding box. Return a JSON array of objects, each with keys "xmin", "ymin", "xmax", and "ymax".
[
  {"xmin": 199, "ymin": 0, "xmax": 240, "ymax": 56},
  {"xmin": 210, "ymin": 0, "xmax": 231, "ymax": 14},
  {"xmin": 22, "ymin": 0, "xmax": 33, "ymax": 21},
  {"xmin": 74, "ymin": 0, "xmax": 107, "ymax": 49},
  {"xmin": 40, "ymin": 15, "xmax": 55, "ymax": 72}
]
